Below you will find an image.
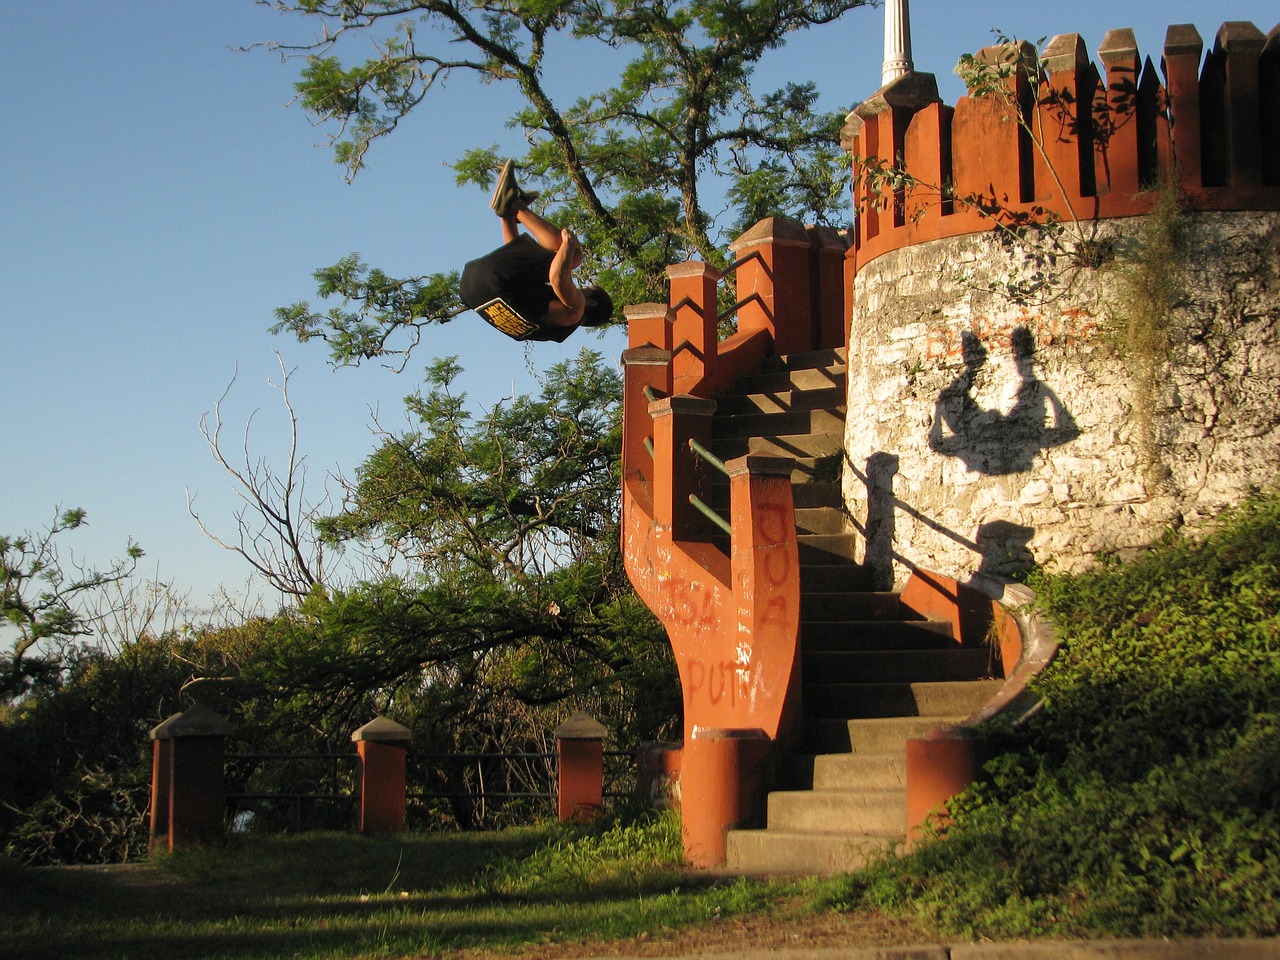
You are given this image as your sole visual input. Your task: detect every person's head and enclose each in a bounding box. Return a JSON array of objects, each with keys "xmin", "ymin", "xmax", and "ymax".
[{"xmin": 579, "ymin": 285, "xmax": 614, "ymax": 327}]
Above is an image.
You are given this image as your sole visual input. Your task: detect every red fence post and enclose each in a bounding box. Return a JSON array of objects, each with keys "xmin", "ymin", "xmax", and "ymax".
[
  {"xmin": 149, "ymin": 703, "xmax": 230, "ymax": 851},
  {"xmin": 555, "ymin": 712, "xmax": 606, "ymax": 822},
  {"xmin": 352, "ymin": 716, "xmax": 412, "ymax": 834}
]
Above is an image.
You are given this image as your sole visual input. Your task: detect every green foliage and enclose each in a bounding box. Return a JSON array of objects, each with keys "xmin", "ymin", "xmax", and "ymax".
[
  {"xmin": 1, "ymin": 509, "xmax": 143, "ymax": 699},
  {"xmin": 825, "ymin": 488, "xmax": 1280, "ymax": 938},
  {"xmin": 263, "ymin": 0, "xmax": 868, "ymax": 366}
]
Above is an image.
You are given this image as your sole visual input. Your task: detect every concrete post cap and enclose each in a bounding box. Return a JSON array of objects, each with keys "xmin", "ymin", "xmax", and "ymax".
[
  {"xmin": 351, "ymin": 716, "xmax": 413, "ymax": 744},
  {"xmin": 149, "ymin": 702, "xmax": 231, "ymax": 740},
  {"xmin": 554, "ymin": 711, "xmax": 607, "ymax": 741}
]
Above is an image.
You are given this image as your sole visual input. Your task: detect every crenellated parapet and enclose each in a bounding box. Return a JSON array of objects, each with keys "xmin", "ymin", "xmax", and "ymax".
[{"xmin": 841, "ymin": 21, "xmax": 1280, "ymax": 276}]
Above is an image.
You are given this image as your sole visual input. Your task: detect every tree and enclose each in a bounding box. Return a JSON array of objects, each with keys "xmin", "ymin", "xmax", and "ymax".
[
  {"xmin": 295, "ymin": 350, "xmax": 678, "ymax": 743},
  {"xmin": 188, "ymin": 354, "xmax": 376, "ymax": 599},
  {"xmin": 1, "ymin": 509, "xmax": 143, "ymax": 700},
  {"xmin": 259, "ymin": 0, "xmax": 868, "ymax": 367}
]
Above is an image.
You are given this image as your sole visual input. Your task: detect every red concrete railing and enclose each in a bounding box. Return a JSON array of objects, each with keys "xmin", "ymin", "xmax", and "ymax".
[
  {"xmin": 620, "ymin": 218, "xmax": 849, "ymax": 865},
  {"xmin": 842, "ymin": 21, "xmax": 1280, "ymax": 279}
]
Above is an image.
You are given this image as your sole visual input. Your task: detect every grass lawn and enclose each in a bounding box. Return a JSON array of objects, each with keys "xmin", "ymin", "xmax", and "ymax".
[{"xmin": 0, "ymin": 818, "xmax": 914, "ymax": 960}]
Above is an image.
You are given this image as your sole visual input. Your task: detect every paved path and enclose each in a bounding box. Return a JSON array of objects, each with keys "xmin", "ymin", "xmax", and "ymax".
[{"xmin": 579, "ymin": 940, "xmax": 1280, "ymax": 960}]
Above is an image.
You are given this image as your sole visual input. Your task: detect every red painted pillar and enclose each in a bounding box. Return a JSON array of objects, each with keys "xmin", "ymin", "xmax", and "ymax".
[
  {"xmin": 905, "ymin": 727, "xmax": 986, "ymax": 849},
  {"xmin": 624, "ymin": 301, "xmax": 673, "ymax": 352},
  {"xmin": 352, "ymin": 716, "xmax": 412, "ymax": 834},
  {"xmin": 680, "ymin": 727, "xmax": 772, "ymax": 868},
  {"xmin": 151, "ymin": 703, "xmax": 230, "ymax": 851},
  {"xmin": 555, "ymin": 712, "xmax": 607, "ymax": 822}
]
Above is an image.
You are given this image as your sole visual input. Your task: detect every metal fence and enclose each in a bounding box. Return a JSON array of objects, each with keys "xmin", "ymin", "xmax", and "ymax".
[{"xmin": 224, "ymin": 747, "xmax": 638, "ymax": 833}]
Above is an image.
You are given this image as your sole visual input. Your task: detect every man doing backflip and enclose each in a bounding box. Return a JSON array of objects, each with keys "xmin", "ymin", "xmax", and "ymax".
[{"xmin": 459, "ymin": 161, "xmax": 614, "ymax": 342}]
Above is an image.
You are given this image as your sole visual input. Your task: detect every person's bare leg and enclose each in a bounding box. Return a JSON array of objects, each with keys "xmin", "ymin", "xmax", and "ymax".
[
  {"xmin": 514, "ymin": 205, "xmax": 566, "ymax": 252},
  {"xmin": 501, "ymin": 213, "xmax": 520, "ymax": 245}
]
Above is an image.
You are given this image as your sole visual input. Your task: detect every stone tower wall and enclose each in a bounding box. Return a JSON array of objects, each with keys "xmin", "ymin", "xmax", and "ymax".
[{"xmin": 840, "ymin": 21, "xmax": 1280, "ymax": 586}]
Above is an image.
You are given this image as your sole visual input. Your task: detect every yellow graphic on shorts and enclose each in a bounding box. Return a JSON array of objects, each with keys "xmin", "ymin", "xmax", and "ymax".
[{"xmin": 476, "ymin": 298, "xmax": 538, "ymax": 338}]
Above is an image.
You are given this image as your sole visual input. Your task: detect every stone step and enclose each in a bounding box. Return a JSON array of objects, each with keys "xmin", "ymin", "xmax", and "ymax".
[
  {"xmin": 724, "ymin": 828, "xmax": 896, "ymax": 877},
  {"xmin": 714, "ymin": 386, "xmax": 845, "ymax": 416},
  {"xmin": 802, "ymin": 620, "xmax": 961, "ymax": 651},
  {"xmin": 786, "ymin": 751, "xmax": 907, "ymax": 791},
  {"xmin": 766, "ymin": 787, "xmax": 907, "ymax": 834},
  {"xmin": 798, "ymin": 532, "xmax": 858, "ymax": 563},
  {"xmin": 711, "ymin": 430, "xmax": 844, "ymax": 461},
  {"xmin": 805, "ymin": 679, "xmax": 1004, "ymax": 720},
  {"xmin": 799, "ymin": 590, "xmax": 925, "ymax": 623},
  {"xmin": 804, "ymin": 648, "xmax": 995, "ymax": 684},
  {"xmin": 761, "ymin": 347, "xmax": 848, "ymax": 371},
  {"xmin": 804, "ymin": 715, "xmax": 970, "ymax": 754},
  {"xmin": 733, "ymin": 366, "xmax": 847, "ymax": 395},
  {"xmin": 714, "ymin": 408, "xmax": 846, "ymax": 439},
  {"xmin": 792, "ymin": 482, "xmax": 843, "ymax": 509},
  {"xmin": 707, "ymin": 481, "xmax": 843, "ymax": 512},
  {"xmin": 794, "ymin": 506, "xmax": 850, "ymax": 536},
  {"xmin": 798, "ymin": 563, "xmax": 880, "ymax": 594}
]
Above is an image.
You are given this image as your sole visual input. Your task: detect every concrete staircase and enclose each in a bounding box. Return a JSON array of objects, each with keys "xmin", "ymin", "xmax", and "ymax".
[{"xmin": 708, "ymin": 348, "xmax": 1002, "ymax": 876}]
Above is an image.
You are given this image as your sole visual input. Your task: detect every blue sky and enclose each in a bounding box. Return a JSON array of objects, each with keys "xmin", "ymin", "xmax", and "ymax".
[{"xmin": 3, "ymin": 1, "xmax": 1275, "ymax": 613}]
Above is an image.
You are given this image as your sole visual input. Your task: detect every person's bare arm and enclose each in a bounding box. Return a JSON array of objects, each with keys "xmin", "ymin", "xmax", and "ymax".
[{"xmin": 545, "ymin": 229, "xmax": 586, "ymax": 327}]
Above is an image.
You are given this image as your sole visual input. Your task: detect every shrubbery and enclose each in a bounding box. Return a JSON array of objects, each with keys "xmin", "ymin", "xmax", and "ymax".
[{"xmin": 829, "ymin": 488, "xmax": 1280, "ymax": 938}]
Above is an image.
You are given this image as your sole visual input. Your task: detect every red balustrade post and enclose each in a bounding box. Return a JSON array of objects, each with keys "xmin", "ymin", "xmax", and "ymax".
[
  {"xmin": 680, "ymin": 727, "xmax": 771, "ymax": 868},
  {"xmin": 729, "ymin": 218, "xmax": 814, "ymax": 355},
  {"xmin": 905, "ymin": 728, "xmax": 989, "ymax": 850},
  {"xmin": 555, "ymin": 712, "xmax": 606, "ymax": 822},
  {"xmin": 807, "ymin": 224, "xmax": 854, "ymax": 351},
  {"xmin": 728, "ymin": 454, "xmax": 802, "ymax": 747},
  {"xmin": 352, "ymin": 716, "xmax": 412, "ymax": 834},
  {"xmin": 666, "ymin": 262, "xmax": 718, "ymax": 396},
  {"xmin": 649, "ymin": 395, "xmax": 717, "ymax": 538},
  {"xmin": 952, "ymin": 42, "xmax": 1037, "ymax": 218},
  {"xmin": 625, "ymin": 301, "xmax": 673, "ymax": 352},
  {"xmin": 621, "ymin": 344, "xmax": 673, "ymax": 492},
  {"xmin": 148, "ymin": 712, "xmax": 179, "ymax": 852}
]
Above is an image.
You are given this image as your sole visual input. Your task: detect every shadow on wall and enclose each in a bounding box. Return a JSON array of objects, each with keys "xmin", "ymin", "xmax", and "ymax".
[
  {"xmin": 852, "ymin": 456, "xmax": 1039, "ymax": 587},
  {"xmin": 928, "ymin": 327, "xmax": 1080, "ymax": 475}
]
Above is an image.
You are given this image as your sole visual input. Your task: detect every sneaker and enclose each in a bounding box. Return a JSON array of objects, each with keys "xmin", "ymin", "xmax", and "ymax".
[{"xmin": 489, "ymin": 160, "xmax": 518, "ymax": 216}]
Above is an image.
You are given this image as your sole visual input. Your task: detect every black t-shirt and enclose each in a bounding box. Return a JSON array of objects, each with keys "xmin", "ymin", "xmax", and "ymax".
[{"xmin": 459, "ymin": 234, "xmax": 576, "ymax": 343}]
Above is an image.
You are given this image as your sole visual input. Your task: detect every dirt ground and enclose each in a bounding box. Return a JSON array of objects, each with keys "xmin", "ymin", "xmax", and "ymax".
[{"xmin": 452, "ymin": 898, "xmax": 936, "ymax": 959}]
